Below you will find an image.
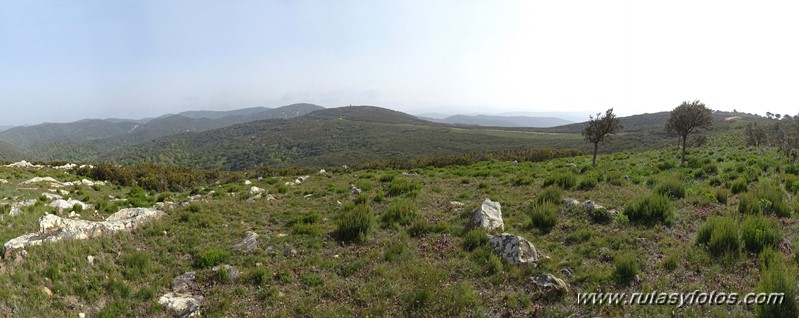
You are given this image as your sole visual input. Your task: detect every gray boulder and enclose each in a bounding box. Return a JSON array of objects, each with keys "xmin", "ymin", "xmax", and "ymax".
[
  {"xmin": 562, "ymin": 198, "xmax": 581, "ymax": 208},
  {"xmin": 531, "ymin": 273, "xmax": 569, "ymax": 295},
  {"xmin": 3, "ymin": 208, "xmax": 165, "ymax": 258},
  {"xmin": 212, "ymin": 265, "xmax": 241, "ymax": 281},
  {"xmin": 582, "ymin": 200, "xmax": 604, "ymax": 211},
  {"xmin": 232, "ymin": 231, "xmax": 259, "ymax": 251},
  {"xmin": 488, "ymin": 233, "xmax": 540, "ymax": 264},
  {"xmin": 469, "ymin": 198, "xmax": 504, "ymax": 231},
  {"xmin": 160, "ymin": 271, "xmax": 203, "ymax": 317}
]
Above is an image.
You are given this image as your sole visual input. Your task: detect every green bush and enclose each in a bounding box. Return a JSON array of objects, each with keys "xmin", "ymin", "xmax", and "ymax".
[
  {"xmin": 655, "ymin": 179, "xmax": 685, "ymax": 199},
  {"xmin": 529, "ymin": 202, "xmax": 558, "ymax": 233},
  {"xmin": 408, "ymin": 221, "xmax": 450, "ymax": 238},
  {"xmin": 623, "ymin": 194, "xmax": 673, "ymax": 226},
  {"xmin": 696, "ymin": 216, "xmax": 740, "ymax": 259},
  {"xmin": 536, "ymin": 186, "xmax": 562, "ymax": 205},
  {"xmin": 335, "ymin": 204, "xmax": 375, "ymax": 242},
  {"xmin": 384, "ymin": 240, "xmax": 411, "ymax": 262},
  {"xmin": 613, "ymin": 253, "xmax": 639, "ymax": 285},
  {"xmin": 246, "ymin": 268, "xmax": 272, "ymax": 286},
  {"xmin": 196, "ymin": 249, "xmax": 231, "ymax": 268},
  {"xmin": 741, "ymin": 215, "xmax": 781, "ymax": 254},
  {"xmin": 543, "ymin": 172, "xmax": 577, "ymax": 189},
  {"xmin": 381, "ymin": 199, "xmax": 419, "ymax": 226},
  {"xmin": 462, "ymin": 229, "xmax": 488, "ymax": 251},
  {"xmin": 120, "ymin": 251, "xmax": 151, "ymax": 280},
  {"xmin": 387, "ymin": 177, "xmax": 421, "ymax": 197},
  {"xmin": 577, "ymin": 175, "xmax": 598, "ymax": 190},
  {"xmin": 757, "ymin": 250, "xmax": 798, "ymax": 318},
  {"xmin": 738, "ymin": 193, "xmax": 763, "ymax": 215},
  {"xmin": 588, "ymin": 206, "xmax": 613, "ymax": 224},
  {"xmin": 715, "ymin": 188, "xmax": 729, "ymax": 205},
  {"xmin": 730, "ymin": 178, "xmax": 748, "ymax": 194}
]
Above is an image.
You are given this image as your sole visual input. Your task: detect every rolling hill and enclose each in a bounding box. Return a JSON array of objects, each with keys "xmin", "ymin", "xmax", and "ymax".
[
  {"xmin": 104, "ymin": 106, "xmax": 585, "ymax": 170},
  {"xmin": 0, "ymin": 103, "xmax": 324, "ymax": 161},
  {"xmin": 434, "ymin": 114, "xmax": 573, "ymax": 128}
]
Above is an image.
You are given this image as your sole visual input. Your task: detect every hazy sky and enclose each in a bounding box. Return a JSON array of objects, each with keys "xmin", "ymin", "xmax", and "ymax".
[{"xmin": 2, "ymin": 0, "xmax": 798, "ymax": 126}]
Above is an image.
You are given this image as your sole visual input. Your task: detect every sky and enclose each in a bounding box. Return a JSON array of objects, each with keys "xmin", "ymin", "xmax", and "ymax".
[{"xmin": 1, "ymin": 0, "xmax": 798, "ymax": 126}]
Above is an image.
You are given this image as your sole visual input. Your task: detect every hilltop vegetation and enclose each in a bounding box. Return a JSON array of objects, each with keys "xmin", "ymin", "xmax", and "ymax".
[{"xmin": 1, "ymin": 144, "xmax": 799, "ymax": 317}]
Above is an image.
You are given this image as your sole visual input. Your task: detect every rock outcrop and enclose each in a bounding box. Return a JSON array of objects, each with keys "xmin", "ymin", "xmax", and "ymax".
[
  {"xmin": 232, "ymin": 231, "xmax": 259, "ymax": 251},
  {"xmin": 488, "ymin": 233, "xmax": 541, "ymax": 264},
  {"xmin": 468, "ymin": 198, "xmax": 504, "ymax": 231},
  {"xmin": 49, "ymin": 199, "xmax": 90, "ymax": 210},
  {"xmin": 531, "ymin": 273, "xmax": 569, "ymax": 295},
  {"xmin": 20, "ymin": 177, "xmax": 62, "ymax": 187},
  {"xmin": 159, "ymin": 271, "xmax": 203, "ymax": 317},
  {"xmin": 3, "ymin": 208, "xmax": 165, "ymax": 258}
]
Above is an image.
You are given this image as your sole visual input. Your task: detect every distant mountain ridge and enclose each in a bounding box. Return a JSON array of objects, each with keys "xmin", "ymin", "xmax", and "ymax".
[
  {"xmin": 414, "ymin": 113, "xmax": 573, "ymax": 128},
  {"xmin": 0, "ymin": 103, "xmax": 324, "ymax": 161}
]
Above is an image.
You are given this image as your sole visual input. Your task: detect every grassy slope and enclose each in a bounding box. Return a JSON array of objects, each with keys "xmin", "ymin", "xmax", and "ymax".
[{"xmin": 1, "ymin": 145, "xmax": 797, "ymax": 317}]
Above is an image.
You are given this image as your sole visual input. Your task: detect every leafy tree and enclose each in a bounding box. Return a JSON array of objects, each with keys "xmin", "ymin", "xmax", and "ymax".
[
  {"xmin": 581, "ymin": 108, "xmax": 622, "ymax": 166},
  {"xmin": 666, "ymin": 100, "xmax": 713, "ymax": 165}
]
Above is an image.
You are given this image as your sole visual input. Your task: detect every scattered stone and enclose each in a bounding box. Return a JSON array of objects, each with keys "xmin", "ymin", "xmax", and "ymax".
[
  {"xmin": 0, "ymin": 179, "xmax": 8, "ymax": 184},
  {"xmin": 488, "ymin": 233, "xmax": 541, "ymax": 264},
  {"xmin": 211, "ymin": 265, "xmax": 241, "ymax": 281},
  {"xmin": 512, "ymin": 160, "xmax": 519, "ymax": 166},
  {"xmin": 582, "ymin": 200, "xmax": 604, "ymax": 211},
  {"xmin": 562, "ymin": 198, "xmax": 581, "ymax": 208},
  {"xmin": 468, "ymin": 198, "xmax": 504, "ymax": 231},
  {"xmin": 20, "ymin": 176, "xmax": 62, "ymax": 187},
  {"xmin": 232, "ymin": 231, "xmax": 259, "ymax": 251},
  {"xmin": 341, "ymin": 165, "xmax": 349, "ymax": 170},
  {"xmin": 265, "ymin": 194, "xmax": 276, "ymax": 202},
  {"xmin": 87, "ymin": 255, "xmax": 95, "ymax": 265},
  {"xmin": 350, "ymin": 184, "xmax": 361, "ymax": 195},
  {"xmin": 318, "ymin": 169, "xmax": 326, "ymax": 174},
  {"xmin": 13, "ymin": 199, "xmax": 37, "ymax": 208},
  {"xmin": 531, "ymin": 273, "xmax": 569, "ymax": 295},
  {"xmin": 159, "ymin": 292, "xmax": 202, "ymax": 318},
  {"xmin": 402, "ymin": 171, "xmax": 418, "ymax": 176},
  {"xmin": 41, "ymin": 286, "xmax": 53, "ymax": 297},
  {"xmin": 172, "ymin": 271, "xmax": 196, "ymax": 293},
  {"xmin": 244, "ymin": 180, "xmax": 252, "ymax": 185},
  {"xmin": 249, "ymin": 186, "xmax": 265, "ymax": 195},
  {"xmin": 559, "ymin": 268, "xmax": 574, "ymax": 277},
  {"xmin": 41, "ymin": 192, "xmax": 63, "ymax": 201},
  {"xmin": 303, "ymin": 194, "xmax": 313, "ymax": 199},
  {"xmin": 59, "ymin": 190, "xmax": 69, "ymax": 196},
  {"xmin": 246, "ymin": 194, "xmax": 262, "ymax": 203},
  {"xmin": 6, "ymin": 160, "xmax": 43, "ymax": 168},
  {"xmin": 79, "ymin": 313, "xmax": 85, "ymax": 318},
  {"xmin": 54, "ymin": 163, "xmax": 77, "ymax": 170},
  {"xmin": 68, "ymin": 211, "xmax": 81, "ymax": 219},
  {"xmin": 565, "ymin": 163, "xmax": 577, "ymax": 168},
  {"xmin": 49, "ymin": 199, "xmax": 90, "ymax": 211},
  {"xmin": 3, "ymin": 208, "xmax": 166, "ymax": 258},
  {"xmin": 624, "ymin": 175, "xmax": 632, "ymax": 182},
  {"xmin": 296, "ymin": 175, "xmax": 310, "ymax": 183},
  {"xmin": 450, "ymin": 201, "xmax": 465, "ymax": 207},
  {"xmin": 9, "ymin": 207, "xmax": 22, "ymax": 216}
]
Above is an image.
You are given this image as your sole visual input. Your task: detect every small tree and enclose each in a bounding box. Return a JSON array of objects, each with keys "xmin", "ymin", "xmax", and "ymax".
[
  {"xmin": 582, "ymin": 108, "xmax": 622, "ymax": 166},
  {"xmin": 666, "ymin": 100, "xmax": 713, "ymax": 165}
]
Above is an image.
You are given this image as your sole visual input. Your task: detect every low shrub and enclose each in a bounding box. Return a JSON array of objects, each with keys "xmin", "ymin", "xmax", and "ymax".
[
  {"xmin": 529, "ymin": 202, "xmax": 558, "ymax": 233},
  {"xmin": 543, "ymin": 172, "xmax": 577, "ymax": 190},
  {"xmin": 382, "ymin": 199, "xmax": 419, "ymax": 226},
  {"xmin": 387, "ymin": 177, "xmax": 421, "ymax": 197},
  {"xmin": 623, "ymin": 194, "xmax": 673, "ymax": 226},
  {"xmin": 757, "ymin": 249, "xmax": 798, "ymax": 318},
  {"xmin": 536, "ymin": 186, "xmax": 562, "ymax": 205},
  {"xmin": 588, "ymin": 206, "xmax": 613, "ymax": 224},
  {"xmin": 715, "ymin": 188, "xmax": 729, "ymax": 205},
  {"xmin": 655, "ymin": 179, "xmax": 685, "ymax": 199},
  {"xmin": 577, "ymin": 175, "xmax": 598, "ymax": 190},
  {"xmin": 196, "ymin": 249, "xmax": 231, "ymax": 268},
  {"xmin": 730, "ymin": 178, "xmax": 748, "ymax": 194},
  {"xmin": 462, "ymin": 229, "xmax": 488, "ymax": 251},
  {"xmin": 408, "ymin": 221, "xmax": 450, "ymax": 238},
  {"xmin": 741, "ymin": 215, "xmax": 781, "ymax": 254},
  {"xmin": 613, "ymin": 253, "xmax": 639, "ymax": 285},
  {"xmin": 335, "ymin": 204, "xmax": 375, "ymax": 242},
  {"xmin": 696, "ymin": 216, "xmax": 740, "ymax": 259}
]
